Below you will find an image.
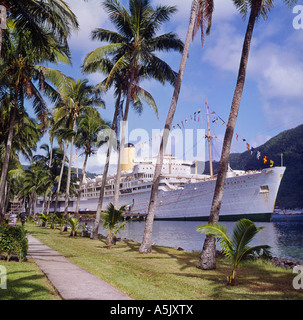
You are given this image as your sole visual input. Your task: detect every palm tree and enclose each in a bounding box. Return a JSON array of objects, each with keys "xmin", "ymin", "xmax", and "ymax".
[
  {"xmin": 67, "ymin": 216, "xmax": 80, "ymax": 238},
  {"xmin": 21, "ymin": 163, "xmax": 47, "ymax": 216},
  {"xmin": 74, "ymin": 107, "xmax": 109, "ymax": 217},
  {"xmin": 87, "ymin": 65, "xmax": 160, "ymax": 239},
  {"xmin": 33, "ymin": 144, "xmax": 66, "ymax": 214},
  {"xmin": 0, "ymin": 106, "xmax": 41, "ymax": 216},
  {"xmin": 1, "ymin": 110, "xmax": 41, "ymax": 215},
  {"xmin": 197, "ymin": 0, "xmax": 297, "ymax": 270},
  {"xmin": 0, "ymin": 23, "xmax": 70, "ymax": 223},
  {"xmin": 0, "ymin": 0, "xmax": 78, "ymax": 56},
  {"xmin": 54, "ymin": 78, "xmax": 105, "ymax": 217},
  {"xmin": 101, "ymin": 202, "xmax": 127, "ymax": 249},
  {"xmin": 84, "ymin": 0, "xmax": 183, "ymax": 212},
  {"xmin": 197, "ymin": 219, "xmax": 271, "ymax": 285},
  {"xmin": 139, "ymin": 0, "xmax": 214, "ymax": 253}
]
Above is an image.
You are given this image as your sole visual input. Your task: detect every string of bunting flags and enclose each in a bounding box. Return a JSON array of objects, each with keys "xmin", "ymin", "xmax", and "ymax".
[
  {"xmin": 133, "ymin": 100, "xmax": 275, "ymax": 168},
  {"xmin": 235, "ymin": 132, "xmax": 275, "ymax": 167}
]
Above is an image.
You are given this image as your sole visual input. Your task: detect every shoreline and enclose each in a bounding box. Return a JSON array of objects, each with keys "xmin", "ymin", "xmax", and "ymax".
[{"xmin": 92, "ymin": 231, "xmax": 303, "ymax": 269}]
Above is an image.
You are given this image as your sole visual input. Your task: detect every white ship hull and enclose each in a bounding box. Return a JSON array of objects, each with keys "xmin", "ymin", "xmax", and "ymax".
[{"xmin": 44, "ymin": 166, "xmax": 285, "ymax": 222}]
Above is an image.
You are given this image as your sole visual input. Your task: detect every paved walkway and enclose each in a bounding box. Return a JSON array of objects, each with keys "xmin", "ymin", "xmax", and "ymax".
[{"xmin": 27, "ymin": 234, "xmax": 132, "ymax": 300}]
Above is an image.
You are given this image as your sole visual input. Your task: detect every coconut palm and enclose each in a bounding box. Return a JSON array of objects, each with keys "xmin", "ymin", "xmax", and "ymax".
[
  {"xmin": 74, "ymin": 107, "xmax": 109, "ymax": 217},
  {"xmin": 0, "ymin": 109, "xmax": 41, "ymax": 215},
  {"xmin": 0, "ymin": 0, "xmax": 78, "ymax": 56},
  {"xmin": 197, "ymin": 219, "xmax": 271, "ymax": 285},
  {"xmin": 84, "ymin": 60, "xmax": 161, "ymax": 239},
  {"xmin": 0, "ymin": 103, "xmax": 41, "ymax": 217},
  {"xmin": 83, "ymin": 0, "xmax": 183, "ymax": 212},
  {"xmin": 52, "ymin": 121, "xmax": 70, "ymax": 214},
  {"xmin": 139, "ymin": 0, "xmax": 214, "ymax": 253},
  {"xmin": 67, "ymin": 216, "xmax": 80, "ymax": 238},
  {"xmin": 198, "ymin": 0, "xmax": 298, "ymax": 270},
  {"xmin": 21, "ymin": 163, "xmax": 47, "ymax": 217},
  {"xmin": 54, "ymin": 78, "xmax": 105, "ymax": 217},
  {"xmin": 33, "ymin": 144, "xmax": 66, "ymax": 214},
  {"xmin": 101, "ymin": 202, "xmax": 127, "ymax": 249},
  {"xmin": 0, "ymin": 23, "xmax": 70, "ymax": 223}
]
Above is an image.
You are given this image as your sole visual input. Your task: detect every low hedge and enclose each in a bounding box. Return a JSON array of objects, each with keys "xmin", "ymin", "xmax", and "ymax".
[{"xmin": 0, "ymin": 225, "xmax": 28, "ymax": 262}]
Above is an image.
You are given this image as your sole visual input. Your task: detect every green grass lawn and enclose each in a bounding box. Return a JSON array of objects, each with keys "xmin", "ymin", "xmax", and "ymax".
[
  {"xmin": 0, "ymin": 258, "xmax": 60, "ymax": 300},
  {"xmin": 23, "ymin": 222, "xmax": 303, "ymax": 300}
]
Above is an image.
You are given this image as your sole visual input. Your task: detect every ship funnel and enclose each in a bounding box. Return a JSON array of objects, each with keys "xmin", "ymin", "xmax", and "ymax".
[{"xmin": 121, "ymin": 143, "xmax": 136, "ymax": 172}]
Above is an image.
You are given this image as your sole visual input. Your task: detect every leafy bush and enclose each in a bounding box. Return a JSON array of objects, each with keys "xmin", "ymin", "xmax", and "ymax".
[{"xmin": 0, "ymin": 226, "xmax": 28, "ymax": 262}]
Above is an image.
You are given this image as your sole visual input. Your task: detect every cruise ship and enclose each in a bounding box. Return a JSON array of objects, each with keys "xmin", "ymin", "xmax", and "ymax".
[
  {"xmin": 37, "ymin": 143, "xmax": 285, "ymax": 222},
  {"xmin": 36, "ymin": 107, "xmax": 286, "ymax": 222}
]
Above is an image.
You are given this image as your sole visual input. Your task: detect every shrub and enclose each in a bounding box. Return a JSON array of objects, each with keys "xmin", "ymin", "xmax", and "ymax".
[{"xmin": 0, "ymin": 226, "xmax": 28, "ymax": 262}]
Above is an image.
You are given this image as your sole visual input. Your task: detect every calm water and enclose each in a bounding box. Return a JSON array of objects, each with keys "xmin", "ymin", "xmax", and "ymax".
[{"xmin": 93, "ymin": 219, "xmax": 303, "ymax": 262}]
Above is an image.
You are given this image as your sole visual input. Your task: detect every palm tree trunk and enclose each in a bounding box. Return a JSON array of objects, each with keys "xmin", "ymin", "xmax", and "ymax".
[
  {"xmin": 138, "ymin": 3, "xmax": 199, "ymax": 254},
  {"xmin": 42, "ymin": 191, "xmax": 47, "ymax": 214},
  {"xmin": 197, "ymin": 0, "xmax": 260, "ymax": 270},
  {"xmin": 113, "ymin": 68, "xmax": 135, "ymax": 208},
  {"xmin": 64, "ymin": 130, "xmax": 75, "ymax": 218},
  {"xmin": 49, "ymin": 138, "xmax": 53, "ymax": 168},
  {"xmin": 92, "ymin": 93, "xmax": 120, "ymax": 239},
  {"xmin": 75, "ymin": 152, "xmax": 88, "ymax": 218},
  {"xmin": 0, "ymin": 107, "xmax": 16, "ymax": 223},
  {"xmin": 4, "ymin": 181, "xmax": 11, "ymax": 215},
  {"xmin": 46, "ymin": 192, "xmax": 52, "ymax": 215},
  {"xmin": 0, "ymin": 27, "xmax": 2, "ymax": 58},
  {"xmin": 33, "ymin": 193, "xmax": 37, "ymax": 216},
  {"xmin": 54, "ymin": 141, "xmax": 68, "ymax": 213}
]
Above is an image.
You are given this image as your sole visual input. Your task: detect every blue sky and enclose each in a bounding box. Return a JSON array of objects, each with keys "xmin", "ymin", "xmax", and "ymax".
[{"xmin": 26, "ymin": 0, "xmax": 303, "ymax": 174}]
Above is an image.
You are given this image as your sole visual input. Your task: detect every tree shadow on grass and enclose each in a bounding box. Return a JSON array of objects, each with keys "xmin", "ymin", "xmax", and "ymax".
[
  {"xmin": 0, "ymin": 270, "xmax": 57, "ymax": 300},
  {"xmin": 171, "ymin": 260, "xmax": 303, "ymax": 300}
]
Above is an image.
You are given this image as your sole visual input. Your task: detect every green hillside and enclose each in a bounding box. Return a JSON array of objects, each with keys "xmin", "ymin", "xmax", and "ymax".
[{"xmin": 228, "ymin": 124, "xmax": 303, "ymax": 209}]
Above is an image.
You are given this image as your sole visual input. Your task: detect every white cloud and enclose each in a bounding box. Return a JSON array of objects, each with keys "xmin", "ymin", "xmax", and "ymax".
[
  {"xmin": 202, "ymin": 22, "xmax": 243, "ymax": 74},
  {"xmin": 66, "ymin": 0, "xmax": 109, "ymax": 53},
  {"xmin": 201, "ymin": 11, "xmax": 303, "ymax": 130},
  {"xmin": 260, "ymin": 57, "xmax": 303, "ymax": 100}
]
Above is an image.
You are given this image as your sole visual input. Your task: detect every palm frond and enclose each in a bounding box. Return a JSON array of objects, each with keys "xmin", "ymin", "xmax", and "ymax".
[
  {"xmin": 231, "ymin": 219, "xmax": 263, "ymax": 261},
  {"xmin": 133, "ymin": 86, "xmax": 158, "ymax": 118},
  {"xmin": 197, "ymin": 223, "xmax": 233, "ymax": 256}
]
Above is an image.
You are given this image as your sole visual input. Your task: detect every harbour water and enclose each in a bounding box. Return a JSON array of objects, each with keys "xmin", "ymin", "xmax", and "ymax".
[{"xmin": 94, "ymin": 218, "xmax": 303, "ymax": 262}]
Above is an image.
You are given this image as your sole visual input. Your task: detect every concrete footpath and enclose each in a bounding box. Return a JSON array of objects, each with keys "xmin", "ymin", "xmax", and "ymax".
[{"xmin": 27, "ymin": 234, "xmax": 132, "ymax": 300}]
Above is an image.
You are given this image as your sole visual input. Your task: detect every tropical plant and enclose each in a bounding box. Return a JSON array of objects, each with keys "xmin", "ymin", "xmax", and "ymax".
[
  {"xmin": 54, "ymin": 78, "xmax": 105, "ymax": 217},
  {"xmin": 52, "ymin": 125, "xmax": 70, "ymax": 214},
  {"xmin": 20, "ymin": 162, "xmax": 50, "ymax": 217},
  {"xmin": 83, "ymin": 0, "xmax": 183, "ymax": 238},
  {"xmin": 139, "ymin": 0, "xmax": 214, "ymax": 253},
  {"xmin": 66, "ymin": 216, "xmax": 80, "ymax": 238},
  {"xmin": 0, "ymin": 22, "xmax": 70, "ymax": 223},
  {"xmin": 0, "ymin": 0, "xmax": 78, "ymax": 56},
  {"xmin": 101, "ymin": 203, "xmax": 127, "ymax": 249},
  {"xmin": 0, "ymin": 110, "xmax": 40, "ymax": 214},
  {"xmin": 54, "ymin": 212, "xmax": 66, "ymax": 233},
  {"xmin": 198, "ymin": 0, "xmax": 298, "ymax": 270},
  {"xmin": 197, "ymin": 219, "xmax": 271, "ymax": 285},
  {"xmin": 38, "ymin": 212, "xmax": 50, "ymax": 228},
  {"xmin": 74, "ymin": 107, "xmax": 108, "ymax": 217},
  {"xmin": 0, "ymin": 225, "xmax": 28, "ymax": 262}
]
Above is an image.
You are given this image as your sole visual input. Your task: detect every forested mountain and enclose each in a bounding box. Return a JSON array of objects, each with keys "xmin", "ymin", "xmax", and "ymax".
[
  {"xmin": 202, "ymin": 124, "xmax": 303, "ymax": 208},
  {"xmin": 228, "ymin": 124, "xmax": 303, "ymax": 209}
]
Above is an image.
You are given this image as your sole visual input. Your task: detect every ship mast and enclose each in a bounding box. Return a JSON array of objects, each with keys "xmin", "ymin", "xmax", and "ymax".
[{"xmin": 205, "ymin": 103, "xmax": 215, "ymax": 177}]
